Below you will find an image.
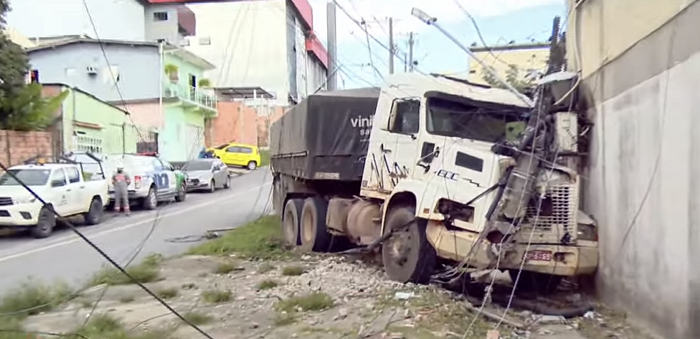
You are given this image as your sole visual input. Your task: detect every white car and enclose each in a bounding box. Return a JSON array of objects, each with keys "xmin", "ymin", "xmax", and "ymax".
[{"xmin": 0, "ymin": 163, "xmax": 109, "ymax": 238}]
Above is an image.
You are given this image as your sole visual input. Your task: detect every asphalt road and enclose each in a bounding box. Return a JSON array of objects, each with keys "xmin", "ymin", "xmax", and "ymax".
[{"xmin": 0, "ymin": 168, "xmax": 273, "ymax": 294}]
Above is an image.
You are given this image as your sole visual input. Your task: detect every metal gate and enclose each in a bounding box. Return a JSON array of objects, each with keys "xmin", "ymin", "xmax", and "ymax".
[{"xmin": 184, "ymin": 124, "xmax": 205, "ymax": 160}]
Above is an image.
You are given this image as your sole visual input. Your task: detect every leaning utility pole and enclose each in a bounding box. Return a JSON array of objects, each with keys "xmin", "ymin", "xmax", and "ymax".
[
  {"xmin": 388, "ymin": 17, "xmax": 394, "ymax": 74},
  {"xmin": 326, "ymin": 1, "xmax": 338, "ymax": 90},
  {"xmin": 408, "ymin": 32, "xmax": 415, "ymax": 72}
]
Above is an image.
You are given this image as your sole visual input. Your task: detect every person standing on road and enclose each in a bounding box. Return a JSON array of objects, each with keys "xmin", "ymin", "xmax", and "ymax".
[{"xmin": 112, "ymin": 166, "xmax": 131, "ymax": 216}]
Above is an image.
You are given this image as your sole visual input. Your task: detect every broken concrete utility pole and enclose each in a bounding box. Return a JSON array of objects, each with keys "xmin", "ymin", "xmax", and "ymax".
[
  {"xmin": 326, "ymin": 1, "xmax": 338, "ymax": 90},
  {"xmin": 388, "ymin": 17, "xmax": 394, "ymax": 74}
]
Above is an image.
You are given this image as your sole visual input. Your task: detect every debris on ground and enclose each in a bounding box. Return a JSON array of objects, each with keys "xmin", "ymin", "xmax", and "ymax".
[{"xmin": 2, "ymin": 216, "xmax": 656, "ymax": 339}]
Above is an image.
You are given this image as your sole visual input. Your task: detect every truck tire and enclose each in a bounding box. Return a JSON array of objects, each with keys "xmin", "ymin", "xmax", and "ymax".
[
  {"xmin": 142, "ymin": 187, "xmax": 157, "ymax": 210},
  {"xmin": 282, "ymin": 199, "xmax": 303, "ymax": 246},
  {"xmin": 84, "ymin": 197, "xmax": 103, "ymax": 225},
  {"xmin": 300, "ymin": 196, "xmax": 332, "ymax": 252},
  {"xmin": 508, "ymin": 270, "xmax": 562, "ymax": 295},
  {"xmin": 32, "ymin": 205, "xmax": 56, "ymax": 239},
  {"xmin": 381, "ymin": 205, "xmax": 436, "ymax": 284}
]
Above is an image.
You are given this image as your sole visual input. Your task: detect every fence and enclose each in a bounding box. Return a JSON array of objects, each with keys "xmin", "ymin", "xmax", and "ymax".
[{"xmin": 0, "ymin": 130, "xmax": 54, "ymax": 166}]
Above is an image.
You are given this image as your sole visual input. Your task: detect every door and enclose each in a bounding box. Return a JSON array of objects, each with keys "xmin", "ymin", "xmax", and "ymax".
[
  {"xmin": 185, "ymin": 124, "xmax": 205, "ymax": 160},
  {"xmin": 222, "ymin": 146, "xmax": 242, "ymax": 166},
  {"xmin": 160, "ymin": 159, "xmax": 179, "ymax": 192},
  {"xmin": 385, "ymin": 98, "xmax": 421, "ymax": 189},
  {"xmin": 49, "ymin": 169, "xmax": 70, "ymax": 216},
  {"xmin": 151, "ymin": 158, "xmax": 176, "ymax": 197},
  {"xmin": 64, "ymin": 166, "xmax": 85, "ymax": 214},
  {"xmin": 237, "ymin": 146, "xmax": 254, "ymax": 166},
  {"xmin": 213, "ymin": 159, "xmax": 228, "ymax": 187}
]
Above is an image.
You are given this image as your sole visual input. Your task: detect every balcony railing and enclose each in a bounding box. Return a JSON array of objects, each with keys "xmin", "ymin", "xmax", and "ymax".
[{"xmin": 164, "ymin": 83, "xmax": 217, "ymax": 110}]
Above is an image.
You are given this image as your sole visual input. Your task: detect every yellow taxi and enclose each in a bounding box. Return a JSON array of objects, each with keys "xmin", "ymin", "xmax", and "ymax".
[{"xmin": 208, "ymin": 142, "xmax": 262, "ymax": 170}]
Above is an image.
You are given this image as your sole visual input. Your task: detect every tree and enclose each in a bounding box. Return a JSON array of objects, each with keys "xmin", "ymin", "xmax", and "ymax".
[
  {"xmin": 481, "ymin": 64, "xmax": 535, "ymax": 93},
  {"xmin": 0, "ymin": 0, "xmax": 67, "ymax": 131}
]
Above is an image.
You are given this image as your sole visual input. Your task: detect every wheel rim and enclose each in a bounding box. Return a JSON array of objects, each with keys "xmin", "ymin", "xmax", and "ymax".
[
  {"xmin": 283, "ymin": 209, "xmax": 295, "ymax": 244},
  {"xmin": 38, "ymin": 210, "xmax": 52, "ymax": 231},
  {"xmin": 248, "ymin": 162, "xmax": 256, "ymax": 170},
  {"xmin": 211, "ymin": 181, "xmax": 215, "ymax": 191},
  {"xmin": 387, "ymin": 229, "xmax": 413, "ymax": 267},
  {"xmin": 149, "ymin": 191, "xmax": 156, "ymax": 206}
]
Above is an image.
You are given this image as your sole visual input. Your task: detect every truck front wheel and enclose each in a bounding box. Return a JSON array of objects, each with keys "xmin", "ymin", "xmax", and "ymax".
[
  {"xmin": 381, "ymin": 205, "xmax": 436, "ymax": 284},
  {"xmin": 282, "ymin": 199, "xmax": 303, "ymax": 246},
  {"xmin": 300, "ymin": 196, "xmax": 332, "ymax": 252}
]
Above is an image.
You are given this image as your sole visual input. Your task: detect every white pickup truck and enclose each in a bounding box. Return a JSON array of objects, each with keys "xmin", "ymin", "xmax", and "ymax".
[{"xmin": 0, "ymin": 163, "xmax": 109, "ymax": 238}]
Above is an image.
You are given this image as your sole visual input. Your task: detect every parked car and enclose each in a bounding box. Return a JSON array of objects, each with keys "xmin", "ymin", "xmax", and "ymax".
[
  {"xmin": 181, "ymin": 158, "xmax": 231, "ymax": 193},
  {"xmin": 207, "ymin": 142, "xmax": 261, "ymax": 170},
  {"xmin": 0, "ymin": 161, "xmax": 109, "ymax": 238},
  {"xmin": 102, "ymin": 153, "xmax": 187, "ymax": 210}
]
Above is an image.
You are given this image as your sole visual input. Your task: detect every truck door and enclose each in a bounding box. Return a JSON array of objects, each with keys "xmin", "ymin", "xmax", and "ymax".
[
  {"xmin": 48, "ymin": 169, "xmax": 70, "ymax": 216},
  {"xmin": 385, "ymin": 98, "xmax": 421, "ymax": 189},
  {"xmin": 151, "ymin": 158, "xmax": 174, "ymax": 197},
  {"xmin": 64, "ymin": 166, "xmax": 85, "ymax": 214}
]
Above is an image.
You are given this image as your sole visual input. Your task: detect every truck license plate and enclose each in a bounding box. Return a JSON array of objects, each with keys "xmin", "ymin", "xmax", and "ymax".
[{"xmin": 525, "ymin": 250, "xmax": 552, "ymax": 261}]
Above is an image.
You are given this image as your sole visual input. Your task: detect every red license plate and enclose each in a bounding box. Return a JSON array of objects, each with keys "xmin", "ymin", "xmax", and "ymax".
[{"xmin": 525, "ymin": 250, "xmax": 552, "ymax": 261}]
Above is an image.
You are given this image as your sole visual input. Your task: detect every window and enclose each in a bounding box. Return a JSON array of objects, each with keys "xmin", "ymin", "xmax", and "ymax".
[
  {"xmin": 179, "ymin": 39, "xmax": 190, "ymax": 47},
  {"xmin": 238, "ymin": 147, "xmax": 253, "ymax": 154},
  {"xmin": 152, "ymin": 158, "xmax": 164, "ymax": 171},
  {"xmin": 198, "ymin": 37, "xmax": 211, "ymax": 45},
  {"xmin": 0, "ymin": 169, "xmax": 51, "ymax": 186},
  {"xmin": 30, "ymin": 70, "xmax": 39, "ymax": 83},
  {"xmin": 389, "ymin": 99, "xmax": 420, "ymax": 135},
  {"xmin": 66, "ymin": 167, "xmax": 81, "ymax": 184},
  {"xmin": 426, "ymin": 96, "xmax": 524, "ymax": 143},
  {"xmin": 50, "ymin": 170, "xmax": 67, "ymax": 187},
  {"xmin": 161, "ymin": 160, "xmax": 175, "ymax": 171},
  {"xmin": 225, "ymin": 146, "xmax": 240, "ymax": 153},
  {"xmin": 153, "ymin": 12, "xmax": 168, "ymax": 21}
]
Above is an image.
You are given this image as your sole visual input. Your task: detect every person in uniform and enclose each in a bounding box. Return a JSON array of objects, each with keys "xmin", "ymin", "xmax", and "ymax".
[{"xmin": 112, "ymin": 166, "xmax": 131, "ymax": 216}]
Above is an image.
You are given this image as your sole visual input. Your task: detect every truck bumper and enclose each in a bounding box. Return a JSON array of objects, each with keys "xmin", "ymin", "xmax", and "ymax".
[
  {"xmin": 0, "ymin": 203, "xmax": 42, "ymax": 226},
  {"xmin": 186, "ymin": 178, "xmax": 211, "ymax": 191},
  {"xmin": 425, "ymin": 221, "xmax": 598, "ymax": 276}
]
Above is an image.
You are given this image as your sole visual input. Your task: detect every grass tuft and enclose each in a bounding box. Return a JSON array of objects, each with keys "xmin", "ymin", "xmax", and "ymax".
[
  {"xmin": 155, "ymin": 287, "xmax": 178, "ymax": 299},
  {"xmin": 281, "ymin": 265, "xmax": 305, "ymax": 276},
  {"xmin": 0, "ymin": 280, "xmax": 73, "ymax": 317},
  {"xmin": 272, "ymin": 312, "xmax": 297, "ymax": 326},
  {"xmin": 119, "ymin": 295, "xmax": 135, "ymax": 303},
  {"xmin": 67, "ymin": 313, "xmax": 173, "ymax": 339},
  {"xmin": 257, "ymin": 263, "xmax": 276, "ymax": 274},
  {"xmin": 213, "ymin": 261, "xmax": 239, "ymax": 274},
  {"xmin": 257, "ymin": 280, "xmax": 279, "ymax": 290},
  {"xmin": 89, "ymin": 254, "xmax": 163, "ymax": 286},
  {"xmin": 275, "ymin": 292, "xmax": 334, "ymax": 313},
  {"xmin": 201, "ymin": 289, "xmax": 232, "ymax": 304},
  {"xmin": 183, "ymin": 311, "xmax": 213, "ymax": 326},
  {"xmin": 187, "ymin": 216, "xmax": 291, "ymax": 260}
]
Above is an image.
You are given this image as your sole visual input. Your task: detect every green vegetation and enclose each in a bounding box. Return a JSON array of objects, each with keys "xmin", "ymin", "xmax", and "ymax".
[
  {"xmin": 197, "ymin": 78, "xmax": 211, "ymax": 88},
  {"xmin": 257, "ymin": 263, "xmax": 276, "ymax": 274},
  {"xmin": 89, "ymin": 254, "xmax": 163, "ymax": 286},
  {"xmin": 260, "ymin": 148, "xmax": 271, "ymax": 167},
  {"xmin": 183, "ymin": 311, "xmax": 213, "ymax": 326},
  {"xmin": 67, "ymin": 314, "xmax": 173, "ymax": 339},
  {"xmin": 481, "ymin": 64, "xmax": 535, "ymax": 93},
  {"xmin": 281, "ymin": 265, "xmax": 305, "ymax": 276},
  {"xmin": 256, "ymin": 279, "xmax": 279, "ymax": 290},
  {"xmin": 187, "ymin": 216, "xmax": 291, "ymax": 260},
  {"xmin": 0, "ymin": 280, "xmax": 72, "ymax": 317},
  {"xmin": 274, "ymin": 292, "xmax": 334, "ymax": 313},
  {"xmin": 155, "ymin": 287, "xmax": 178, "ymax": 299},
  {"xmin": 272, "ymin": 312, "xmax": 297, "ymax": 326},
  {"xmin": 201, "ymin": 289, "xmax": 232, "ymax": 304},
  {"xmin": 212, "ymin": 261, "xmax": 239, "ymax": 274}
]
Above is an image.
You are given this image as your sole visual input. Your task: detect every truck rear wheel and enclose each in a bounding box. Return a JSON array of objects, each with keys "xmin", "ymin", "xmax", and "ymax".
[
  {"xmin": 381, "ymin": 205, "xmax": 436, "ymax": 284},
  {"xmin": 300, "ymin": 196, "xmax": 332, "ymax": 252},
  {"xmin": 282, "ymin": 199, "xmax": 303, "ymax": 246},
  {"xmin": 508, "ymin": 270, "xmax": 562, "ymax": 295}
]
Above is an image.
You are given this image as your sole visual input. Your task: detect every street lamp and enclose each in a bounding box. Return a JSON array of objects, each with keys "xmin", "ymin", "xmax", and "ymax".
[{"xmin": 410, "ymin": 7, "xmax": 532, "ymax": 106}]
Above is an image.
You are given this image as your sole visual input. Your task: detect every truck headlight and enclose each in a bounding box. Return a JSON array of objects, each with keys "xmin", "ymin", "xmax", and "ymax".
[
  {"xmin": 13, "ymin": 196, "xmax": 37, "ymax": 204},
  {"xmin": 577, "ymin": 224, "xmax": 597, "ymax": 241}
]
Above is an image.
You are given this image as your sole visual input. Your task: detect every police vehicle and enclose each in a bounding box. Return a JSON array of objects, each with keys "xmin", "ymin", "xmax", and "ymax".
[{"xmin": 103, "ymin": 153, "xmax": 187, "ymax": 210}]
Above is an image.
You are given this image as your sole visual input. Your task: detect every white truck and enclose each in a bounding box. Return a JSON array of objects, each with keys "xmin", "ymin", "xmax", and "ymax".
[
  {"xmin": 0, "ymin": 160, "xmax": 109, "ymax": 238},
  {"xmin": 270, "ymin": 72, "xmax": 598, "ymax": 294}
]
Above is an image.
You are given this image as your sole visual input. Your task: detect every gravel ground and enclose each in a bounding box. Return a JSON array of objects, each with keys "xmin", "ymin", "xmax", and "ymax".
[{"xmin": 20, "ymin": 253, "xmax": 654, "ymax": 339}]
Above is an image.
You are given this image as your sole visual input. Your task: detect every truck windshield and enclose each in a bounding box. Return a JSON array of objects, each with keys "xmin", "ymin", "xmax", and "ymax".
[
  {"xmin": 0, "ymin": 169, "xmax": 51, "ymax": 186},
  {"xmin": 182, "ymin": 161, "xmax": 212, "ymax": 171},
  {"xmin": 426, "ymin": 97, "xmax": 524, "ymax": 143}
]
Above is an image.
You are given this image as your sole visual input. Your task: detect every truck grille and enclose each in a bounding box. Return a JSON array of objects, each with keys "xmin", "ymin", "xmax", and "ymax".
[
  {"xmin": 526, "ymin": 182, "xmax": 578, "ymax": 233},
  {"xmin": 0, "ymin": 197, "xmax": 13, "ymax": 206}
]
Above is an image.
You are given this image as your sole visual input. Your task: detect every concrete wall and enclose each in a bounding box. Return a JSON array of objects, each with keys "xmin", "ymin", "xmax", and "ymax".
[
  {"xmin": 568, "ymin": 0, "xmax": 700, "ymax": 338},
  {"xmin": 29, "ymin": 43, "xmax": 160, "ymax": 102},
  {"xmin": 145, "ymin": 4, "xmax": 184, "ymax": 45},
  {"xmin": 6, "ymin": 0, "xmax": 145, "ymax": 41},
  {"xmin": 467, "ymin": 47, "xmax": 549, "ymax": 86},
  {"xmin": 115, "ymin": 101, "xmax": 163, "ymax": 132},
  {"xmin": 256, "ymin": 106, "xmax": 286, "ymax": 148},
  {"xmin": 184, "ymin": 0, "xmax": 289, "ymax": 105}
]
